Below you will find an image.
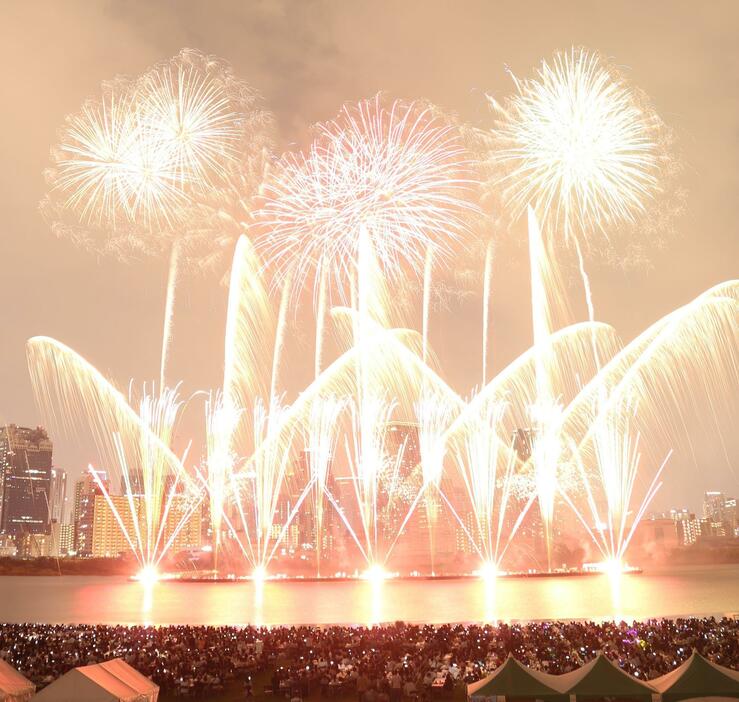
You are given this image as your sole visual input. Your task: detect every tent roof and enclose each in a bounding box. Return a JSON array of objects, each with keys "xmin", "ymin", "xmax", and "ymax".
[
  {"xmin": 85, "ymin": 659, "xmax": 157, "ymax": 698},
  {"xmin": 0, "ymin": 659, "xmax": 34, "ymax": 700},
  {"xmin": 34, "ymin": 658, "xmax": 158, "ymax": 702},
  {"xmin": 650, "ymin": 650, "xmax": 739, "ymax": 702},
  {"xmin": 554, "ymin": 653, "xmax": 655, "ymax": 701},
  {"xmin": 468, "ymin": 655, "xmax": 569, "ymax": 701}
]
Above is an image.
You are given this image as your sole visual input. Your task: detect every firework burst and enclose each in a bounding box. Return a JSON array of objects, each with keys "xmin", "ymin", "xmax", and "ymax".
[
  {"xmin": 487, "ymin": 47, "xmax": 667, "ymax": 247},
  {"xmin": 43, "ymin": 49, "xmax": 273, "ymax": 265},
  {"xmin": 255, "ymin": 95, "xmax": 478, "ymax": 302}
]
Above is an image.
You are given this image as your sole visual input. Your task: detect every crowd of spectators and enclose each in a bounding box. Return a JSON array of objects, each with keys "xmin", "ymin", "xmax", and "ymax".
[{"xmin": 1, "ymin": 617, "xmax": 737, "ymax": 699}]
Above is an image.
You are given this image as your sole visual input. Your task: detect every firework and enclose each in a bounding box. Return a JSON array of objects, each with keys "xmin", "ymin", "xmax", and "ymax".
[
  {"xmin": 25, "ymin": 339, "xmax": 202, "ymax": 572},
  {"xmin": 305, "ymin": 396, "xmax": 345, "ymax": 574},
  {"xmin": 202, "ymin": 390, "xmax": 241, "ymax": 567},
  {"xmin": 45, "ymin": 80, "xmax": 182, "ymax": 235},
  {"xmin": 90, "ymin": 384, "xmax": 202, "ymax": 573},
  {"xmin": 562, "ymin": 393, "xmax": 669, "ymax": 567},
  {"xmin": 455, "ymin": 400, "xmax": 515, "ymax": 566},
  {"xmin": 255, "ymin": 95, "xmax": 478, "ymax": 303},
  {"xmin": 487, "ymin": 47, "xmax": 667, "ymax": 247},
  {"xmin": 43, "ymin": 49, "xmax": 273, "ymax": 266}
]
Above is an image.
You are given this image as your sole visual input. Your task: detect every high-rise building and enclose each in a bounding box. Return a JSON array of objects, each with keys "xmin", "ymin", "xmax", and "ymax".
[
  {"xmin": 73, "ymin": 470, "xmax": 108, "ymax": 556},
  {"xmin": 17, "ymin": 521, "xmax": 75, "ymax": 558},
  {"xmin": 49, "ymin": 468, "xmax": 67, "ymax": 524},
  {"xmin": 508, "ymin": 428, "xmax": 545, "ymax": 566},
  {"xmin": 670, "ymin": 509, "xmax": 700, "ymax": 546},
  {"xmin": 16, "ymin": 532, "xmax": 52, "ymax": 558},
  {"xmin": 51, "ymin": 521, "xmax": 74, "ymax": 557},
  {"xmin": 91, "ymin": 493, "xmax": 202, "ymax": 558},
  {"xmin": 702, "ymin": 491, "xmax": 738, "ymax": 538},
  {"xmin": 0, "ymin": 425, "xmax": 54, "ymax": 536},
  {"xmin": 703, "ymin": 491, "xmax": 727, "ymax": 521}
]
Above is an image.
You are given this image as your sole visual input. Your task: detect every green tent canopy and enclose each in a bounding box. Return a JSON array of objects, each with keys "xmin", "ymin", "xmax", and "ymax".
[
  {"xmin": 650, "ymin": 650, "xmax": 739, "ymax": 702},
  {"xmin": 554, "ymin": 653, "xmax": 656, "ymax": 702},
  {"xmin": 468, "ymin": 655, "xmax": 569, "ymax": 701}
]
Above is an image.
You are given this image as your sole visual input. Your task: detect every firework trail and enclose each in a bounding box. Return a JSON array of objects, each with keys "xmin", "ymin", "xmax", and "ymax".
[
  {"xmin": 159, "ymin": 241, "xmax": 181, "ymax": 390},
  {"xmin": 562, "ymin": 393, "xmax": 670, "ymax": 568},
  {"xmin": 202, "ymin": 389, "xmax": 241, "ymax": 568},
  {"xmin": 26, "ymin": 339, "xmax": 202, "ymax": 572},
  {"xmin": 482, "ymin": 239, "xmax": 494, "ymax": 386},
  {"xmin": 415, "ymin": 391, "xmax": 453, "ymax": 571},
  {"xmin": 304, "ymin": 396, "xmax": 345, "ymax": 574},
  {"xmin": 422, "ymin": 246, "xmax": 434, "ymax": 366}
]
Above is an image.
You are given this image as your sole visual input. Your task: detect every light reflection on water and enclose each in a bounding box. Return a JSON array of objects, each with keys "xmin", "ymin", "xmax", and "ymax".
[{"xmin": 0, "ymin": 565, "xmax": 736, "ymax": 626}]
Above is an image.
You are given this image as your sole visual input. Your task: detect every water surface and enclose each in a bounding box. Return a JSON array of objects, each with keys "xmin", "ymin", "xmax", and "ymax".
[{"xmin": 1, "ymin": 565, "xmax": 736, "ymax": 626}]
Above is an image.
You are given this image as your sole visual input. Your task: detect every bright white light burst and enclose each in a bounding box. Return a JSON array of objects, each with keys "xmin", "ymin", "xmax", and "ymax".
[
  {"xmin": 488, "ymin": 47, "xmax": 665, "ymax": 245},
  {"xmin": 255, "ymin": 95, "xmax": 478, "ymax": 301}
]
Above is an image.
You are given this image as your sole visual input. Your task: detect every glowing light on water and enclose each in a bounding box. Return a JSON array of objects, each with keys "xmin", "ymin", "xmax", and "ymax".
[
  {"xmin": 251, "ymin": 565, "xmax": 267, "ymax": 582},
  {"xmin": 135, "ymin": 565, "xmax": 160, "ymax": 585},
  {"xmin": 476, "ymin": 560, "xmax": 499, "ymax": 581},
  {"xmin": 362, "ymin": 564, "xmax": 390, "ymax": 583}
]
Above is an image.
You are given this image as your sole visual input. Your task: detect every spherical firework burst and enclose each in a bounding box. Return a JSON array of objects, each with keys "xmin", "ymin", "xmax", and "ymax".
[
  {"xmin": 43, "ymin": 49, "xmax": 273, "ymax": 265},
  {"xmin": 43, "ymin": 78, "xmax": 183, "ymax": 252},
  {"xmin": 487, "ymin": 47, "xmax": 668, "ymax": 248},
  {"xmin": 254, "ymin": 95, "xmax": 478, "ymax": 301}
]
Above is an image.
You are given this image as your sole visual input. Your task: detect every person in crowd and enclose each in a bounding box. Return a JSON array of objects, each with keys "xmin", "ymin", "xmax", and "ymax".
[{"xmin": 1, "ymin": 617, "xmax": 737, "ymax": 697}]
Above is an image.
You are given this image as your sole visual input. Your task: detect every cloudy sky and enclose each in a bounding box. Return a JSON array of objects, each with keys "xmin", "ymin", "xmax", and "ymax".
[{"xmin": 0, "ymin": 0, "xmax": 737, "ymax": 509}]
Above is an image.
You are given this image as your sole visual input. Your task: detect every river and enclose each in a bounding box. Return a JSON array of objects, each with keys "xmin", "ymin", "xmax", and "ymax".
[{"xmin": 0, "ymin": 565, "xmax": 736, "ymax": 626}]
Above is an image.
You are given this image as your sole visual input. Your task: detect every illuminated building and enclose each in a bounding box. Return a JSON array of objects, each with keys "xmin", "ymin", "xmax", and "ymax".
[
  {"xmin": 703, "ymin": 491, "xmax": 738, "ymax": 536},
  {"xmin": 49, "ymin": 467, "xmax": 67, "ymax": 524},
  {"xmin": 704, "ymin": 491, "xmax": 726, "ymax": 519},
  {"xmin": 91, "ymin": 494, "xmax": 202, "ymax": 558},
  {"xmin": 384, "ymin": 421, "xmax": 423, "ymax": 551},
  {"xmin": 16, "ymin": 532, "xmax": 51, "ymax": 558},
  {"xmin": 0, "ymin": 425, "xmax": 53, "ymax": 537},
  {"xmin": 52, "ymin": 521, "xmax": 74, "ymax": 556},
  {"xmin": 670, "ymin": 509, "xmax": 700, "ymax": 546},
  {"xmin": 508, "ymin": 428, "xmax": 545, "ymax": 566},
  {"xmin": 0, "ymin": 535, "xmax": 16, "ymax": 557},
  {"xmin": 72, "ymin": 470, "xmax": 108, "ymax": 556},
  {"xmin": 629, "ymin": 517, "xmax": 680, "ymax": 561}
]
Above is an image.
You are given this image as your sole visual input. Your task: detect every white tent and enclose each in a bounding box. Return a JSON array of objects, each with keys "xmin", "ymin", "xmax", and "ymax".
[
  {"xmin": 33, "ymin": 658, "xmax": 158, "ymax": 702},
  {"xmin": 0, "ymin": 659, "xmax": 34, "ymax": 702}
]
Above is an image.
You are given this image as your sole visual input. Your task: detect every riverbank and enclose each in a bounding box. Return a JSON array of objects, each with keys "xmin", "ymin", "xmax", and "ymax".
[
  {"xmin": 1, "ymin": 543, "xmax": 736, "ymax": 577},
  {"xmin": 0, "ymin": 556, "xmax": 136, "ymax": 576}
]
